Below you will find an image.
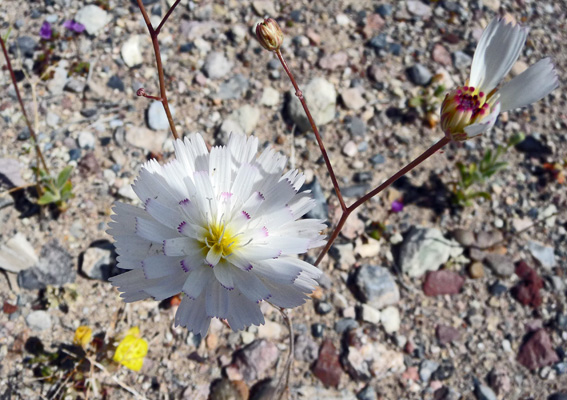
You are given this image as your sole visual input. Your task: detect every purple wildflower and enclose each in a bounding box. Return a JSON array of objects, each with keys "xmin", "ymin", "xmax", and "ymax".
[
  {"xmin": 63, "ymin": 20, "xmax": 86, "ymax": 34},
  {"xmin": 391, "ymin": 199, "xmax": 404, "ymax": 213},
  {"xmin": 39, "ymin": 21, "xmax": 52, "ymax": 40}
]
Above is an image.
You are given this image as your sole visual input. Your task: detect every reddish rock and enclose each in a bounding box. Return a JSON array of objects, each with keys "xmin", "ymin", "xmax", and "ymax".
[
  {"xmin": 512, "ymin": 261, "xmax": 543, "ymax": 308},
  {"xmin": 225, "ymin": 339, "xmax": 279, "ymax": 382},
  {"xmin": 432, "ymin": 44, "xmax": 452, "ymax": 66},
  {"xmin": 436, "ymin": 325, "xmax": 461, "ymax": 345},
  {"xmin": 362, "ymin": 14, "xmax": 385, "ymax": 38},
  {"xmin": 517, "ymin": 329, "xmax": 559, "ymax": 370},
  {"xmin": 312, "ymin": 339, "xmax": 342, "ymax": 388},
  {"xmin": 423, "ymin": 270, "xmax": 465, "ymax": 296},
  {"xmin": 318, "ymin": 52, "xmax": 348, "ymax": 70}
]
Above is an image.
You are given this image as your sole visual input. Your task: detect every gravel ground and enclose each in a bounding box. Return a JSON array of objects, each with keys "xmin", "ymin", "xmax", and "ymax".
[{"xmin": 0, "ymin": 1, "xmax": 566, "ymax": 399}]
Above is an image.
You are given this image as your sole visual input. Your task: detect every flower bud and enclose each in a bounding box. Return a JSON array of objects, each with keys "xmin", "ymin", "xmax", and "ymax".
[{"xmin": 255, "ymin": 18, "xmax": 284, "ymax": 52}]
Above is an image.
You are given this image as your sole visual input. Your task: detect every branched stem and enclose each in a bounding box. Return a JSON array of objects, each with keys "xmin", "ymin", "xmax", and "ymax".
[
  {"xmin": 1, "ymin": 35, "xmax": 50, "ymax": 174},
  {"xmin": 135, "ymin": 0, "xmax": 179, "ymax": 139},
  {"xmin": 275, "ymin": 49, "xmax": 347, "ymax": 212},
  {"xmin": 314, "ymin": 136, "xmax": 450, "ymax": 266}
]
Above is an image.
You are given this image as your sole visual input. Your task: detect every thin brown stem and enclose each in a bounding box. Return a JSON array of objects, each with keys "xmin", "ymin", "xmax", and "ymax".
[
  {"xmin": 156, "ymin": 0, "xmax": 182, "ymax": 34},
  {"xmin": 1, "ymin": 36, "xmax": 50, "ymax": 174},
  {"xmin": 275, "ymin": 49, "xmax": 347, "ymax": 212},
  {"xmin": 135, "ymin": 0, "xmax": 179, "ymax": 140},
  {"xmin": 315, "ymin": 136, "xmax": 450, "ymax": 266},
  {"xmin": 274, "ymin": 307, "xmax": 294, "ymax": 400}
]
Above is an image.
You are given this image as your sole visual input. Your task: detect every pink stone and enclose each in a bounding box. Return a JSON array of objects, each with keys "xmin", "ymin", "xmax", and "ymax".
[
  {"xmin": 517, "ymin": 329, "xmax": 559, "ymax": 370},
  {"xmin": 423, "ymin": 270, "xmax": 465, "ymax": 296},
  {"xmin": 313, "ymin": 339, "xmax": 342, "ymax": 387}
]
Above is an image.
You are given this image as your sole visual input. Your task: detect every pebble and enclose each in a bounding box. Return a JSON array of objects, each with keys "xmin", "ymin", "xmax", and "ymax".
[
  {"xmin": 13, "ymin": 36, "xmax": 37, "ymax": 58},
  {"xmin": 147, "ymin": 101, "xmax": 176, "ymax": 131},
  {"xmin": 469, "ymin": 262, "xmax": 484, "ymax": 279},
  {"xmin": 334, "ymin": 318, "xmax": 359, "ymax": 334},
  {"xmin": 380, "ymin": 306, "xmax": 400, "ymax": 333},
  {"xmin": 346, "ymin": 116, "xmax": 367, "ymax": 137},
  {"xmin": 319, "ymin": 52, "xmax": 348, "ymax": 70},
  {"xmin": 453, "ymin": 229, "xmax": 476, "ymax": 247},
  {"xmin": 407, "ymin": 64, "xmax": 432, "ymax": 86},
  {"xmin": 517, "ymin": 329, "xmax": 559, "ymax": 370},
  {"xmin": 512, "ymin": 261, "xmax": 543, "ymax": 308},
  {"xmin": 436, "ymin": 325, "xmax": 460, "ymax": 345},
  {"xmin": 48, "ymin": 60, "xmax": 69, "ymax": 95},
  {"xmin": 432, "ymin": 44, "xmax": 452, "ymax": 66},
  {"xmin": 452, "ymin": 51, "xmax": 472, "ymax": 69},
  {"xmin": 288, "ymin": 78, "xmax": 336, "ymax": 131},
  {"xmin": 399, "ymin": 227, "xmax": 463, "ymax": 277},
  {"xmin": 225, "ymin": 339, "xmax": 278, "ymax": 382},
  {"xmin": 107, "ymin": 75, "xmax": 125, "ymax": 91},
  {"xmin": 0, "ymin": 158, "xmax": 25, "ymax": 188},
  {"xmin": 487, "ymin": 367, "xmax": 511, "ymax": 396},
  {"xmin": 257, "ymin": 320, "xmax": 282, "ymax": 340},
  {"xmin": 203, "ymin": 52, "xmax": 232, "ymax": 80},
  {"xmin": 46, "ymin": 112, "xmax": 60, "ymax": 128},
  {"xmin": 224, "ymin": 105, "xmax": 260, "ymax": 135},
  {"xmin": 549, "ymin": 394, "xmax": 567, "ymax": 400},
  {"xmin": 80, "ymin": 242, "xmax": 117, "ymax": 281},
  {"xmin": 312, "ymin": 339, "xmax": 342, "ymax": 388},
  {"xmin": 474, "ymin": 384, "xmax": 497, "ymax": 400},
  {"xmin": 423, "ymin": 270, "xmax": 465, "ymax": 296},
  {"xmin": 125, "ymin": 126, "xmax": 167, "ymax": 154},
  {"xmin": 484, "ymin": 253, "xmax": 515, "ymax": 277},
  {"xmin": 208, "ymin": 379, "xmax": 243, "ymax": 400},
  {"xmin": 260, "ymin": 87, "xmax": 280, "ymax": 106},
  {"xmin": 78, "ymin": 131, "xmax": 96, "ymax": 150},
  {"xmin": 304, "ymin": 178, "xmax": 328, "ymax": 220},
  {"xmin": 341, "ymin": 184, "xmax": 369, "ymax": 198},
  {"xmin": 294, "ymin": 334, "xmax": 318, "ymax": 363},
  {"xmin": 431, "ymin": 359, "xmax": 454, "ymax": 380},
  {"xmin": 341, "ymin": 88, "xmax": 366, "ymax": 110},
  {"xmin": 353, "ymin": 265, "xmax": 400, "ymax": 309},
  {"xmin": 369, "ymin": 154, "xmax": 385, "ymax": 165},
  {"xmin": 64, "ymin": 78, "xmax": 86, "ymax": 93},
  {"xmin": 311, "ymin": 323, "xmax": 325, "ymax": 338},
  {"xmin": 121, "ymin": 35, "xmax": 143, "ymax": 68},
  {"xmin": 419, "ymin": 359, "xmax": 439, "ymax": 382},
  {"xmin": 18, "ymin": 240, "xmax": 75, "ymax": 290},
  {"xmin": 356, "ymin": 385, "xmax": 376, "ymax": 400},
  {"xmin": 360, "ymin": 304, "xmax": 381, "ymax": 324},
  {"xmin": 0, "ymin": 233, "xmax": 38, "ymax": 274},
  {"xmin": 342, "ymin": 141, "xmax": 358, "ymax": 157},
  {"xmin": 527, "ymin": 241, "xmax": 555, "ymax": 270},
  {"xmin": 26, "ymin": 310, "xmax": 52, "ymax": 331},
  {"xmin": 329, "ymin": 243, "xmax": 355, "ymax": 270},
  {"xmin": 407, "ymin": 0, "xmax": 432, "ymax": 18},
  {"xmin": 315, "ymin": 301, "xmax": 333, "ymax": 315},
  {"xmin": 216, "ymin": 74, "xmax": 249, "ymax": 100},
  {"xmin": 74, "ymin": 5, "xmax": 110, "ymax": 35}
]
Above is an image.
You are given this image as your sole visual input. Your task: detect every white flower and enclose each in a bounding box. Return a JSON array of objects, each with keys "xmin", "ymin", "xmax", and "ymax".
[
  {"xmin": 440, "ymin": 17, "xmax": 559, "ymax": 141},
  {"xmin": 109, "ymin": 133, "xmax": 326, "ymax": 336}
]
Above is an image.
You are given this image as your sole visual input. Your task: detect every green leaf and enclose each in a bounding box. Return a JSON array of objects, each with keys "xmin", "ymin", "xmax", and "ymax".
[
  {"xmin": 433, "ymin": 85, "xmax": 446, "ymax": 97},
  {"xmin": 60, "ymin": 181, "xmax": 74, "ymax": 200},
  {"xmin": 508, "ymin": 132, "xmax": 526, "ymax": 147},
  {"xmin": 37, "ymin": 190, "xmax": 60, "ymax": 205},
  {"xmin": 469, "ymin": 191, "xmax": 491, "ymax": 200},
  {"xmin": 409, "ymin": 97, "xmax": 423, "ymax": 108},
  {"xmin": 56, "ymin": 166, "xmax": 73, "ymax": 188}
]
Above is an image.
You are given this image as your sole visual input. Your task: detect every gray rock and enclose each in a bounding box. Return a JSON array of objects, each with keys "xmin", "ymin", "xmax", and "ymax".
[
  {"xmin": 452, "ymin": 228, "xmax": 475, "ymax": 247},
  {"xmin": 203, "ymin": 52, "xmax": 233, "ymax": 79},
  {"xmin": 216, "ymin": 74, "xmax": 249, "ymax": 100},
  {"xmin": 74, "ymin": 5, "xmax": 110, "ymax": 36},
  {"xmin": 407, "ymin": 64, "xmax": 432, "ymax": 86},
  {"xmin": 64, "ymin": 78, "xmax": 86, "ymax": 93},
  {"xmin": 329, "ymin": 243, "xmax": 355, "ymax": 270},
  {"xmin": 347, "ymin": 116, "xmax": 367, "ymax": 137},
  {"xmin": 452, "ymin": 51, "xmax": 472, "ymax": 69},
  {"xmin": 14, "ymin": 36, "xmax": 37, "ymax": 58},
  {"xmin": 18, "ymin": 239, "xmax": 75, "ymax": 290},
  {"xmin": 0, "ymin": 158, "xmax": 25, "ymax": 187},
  {"xmin": 407, "ymin": 1, "xmax": 432, "ymax": 18},
  {"xmin": 294, "ymin": 334, "xmax": 318, "ymax": 363},
  {"xmin": 288, "ymin": 78, "xmax": 336, "ymax": 131},
  {"xmin": 26, "ymin": 310, "xmax": 52, "ymax": 331},
  {"xmin": 334, "ymin": 318, "xmax": 359, "ymax": 334},
  {"xmin": 121, "ymin": 35, "xmax": 143, "ymax": 68},
  {"xmin": 474, "ymin": 384, "xmax": 497, "ymax": 400},
  {"xmin": 209, "ymin": 379, "xmax": 242, "ymax": 400},
  {"xmin": 48, "ymin": 60, "xmax": 69, "ymax": 95},
  {"xmin": 354, "ymin": 265, "xmax": 400, "ymax": 309},
  {"xmin": 380, "ymin": 306, "xmax": 400, "ymax": 333},
  {"xmin": 419, "ymin": 359, "xmax": 439, "ymax": 382},
  {"xmin": 147, "ymin": 101, "xmax": 176, "ymax": 131},
  {"xmin": 527, "ymin": 241, "xmax": 555, "ymax": 270},
  {"xmin": 484, "ymin": 253, "xmax": 515, "ymax": 277},
  {"xmin": 225, "ymin": 339, "xmax": 279, "ymax": 382},
  {"xmin": 549, "ymin": 394, "xmax": 567, "ymax": 400},
  {"xmin": 46, "ymin": 112, "xmax": 60, "ymax": 128},
  {"xmin": 399, "ymin": 227, "xmax": 463, "ymax": 277},
  {"xmin": 80, "ymin": 241, "xmax": 118, "ymax": 281},
  {"xmin": 224, "ymin": 105, "xmax": 260, "ymax": 135},
  {"xmin": 356, "ymin": 385, "xmax": 377, "ymax": 400},
  {"xmin": 476, "ymin": 230, "xmax": 503, "ymax": 248},
  {"xmin": 341, "ymin": 184, "xmax": 369, "ymax": 198},
  {"xmin": 303, "ymin": 178, "xmax": 328, "ymax": 220}
]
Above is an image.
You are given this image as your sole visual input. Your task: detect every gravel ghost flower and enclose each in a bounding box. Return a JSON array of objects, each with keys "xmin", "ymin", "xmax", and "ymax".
[
  {"xmin": 109, "ymin": 133, "xmax": 325, "ymax": 336},
  {"xmin": 441, "ymin": 17, "xmax": 559, "ymax": 141}
]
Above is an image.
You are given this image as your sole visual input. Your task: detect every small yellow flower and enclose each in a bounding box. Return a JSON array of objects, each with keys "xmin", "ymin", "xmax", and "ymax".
[
  {"xmin": 73, "ymin": 326, "xmax": 93, "ymax": 348},
  {"xmin": 113, "ymin": 327, "xmax": 148, "ymax": 372},
  {"xmin": 255, "ymin": 18, "xmax": 284, "ymax": 52}
]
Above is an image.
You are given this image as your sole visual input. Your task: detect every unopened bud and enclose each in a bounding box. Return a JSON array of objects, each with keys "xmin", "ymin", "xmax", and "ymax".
[{"xmin": 255, "ymin": 18, "xmax": 284, "ymax": 52}]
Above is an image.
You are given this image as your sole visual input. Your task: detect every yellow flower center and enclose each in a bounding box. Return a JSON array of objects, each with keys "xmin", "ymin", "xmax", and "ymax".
[{"xmin": 202, "ymin": 221, "xmax": 239, "ymax": 264}]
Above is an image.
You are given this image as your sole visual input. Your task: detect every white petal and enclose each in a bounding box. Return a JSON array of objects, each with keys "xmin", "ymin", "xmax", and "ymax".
[
  {"xmin": 227, "ymin": 133, "xmax": 258, "ymax": 170},
  {"xmin": 133, "ymin": 162, "xmax": 185, "ymax": 208},
  {"xmin": 226, "ymin": 290, "xmax": 265, "ymax": 331},
  {"xmin": 192, "ymin": 171, "xmax": 217, "ymax": 217},
  {"xmin": 252, "ymin": 259, "xmax": 302, "ymax": 284},
  {"xmin": 463, "ymin": 101, "xmax": 501, "ymax": 137},
  {"xmin": 182, "ymin": 266, "xmax": 213, "ymax": 299},
  {"xmin": 498, "ymin": 58, "xmax": 559, "ymax": 113},
  {"xmin": 143, "ymin": 275, "xmax": 185, "ymax": 301},
  {"xmin": 205, "ymin": 244, "xmax": 223, "ymax": 266},
  {"xmin": 205, "ymin": 281, "xmax": 229, "ymax": 319},
  {"xmin": 256, "ymin": 178, "xmax": 297, "ymax": 216},
  {"xmin": 265, "ymin": 236, "xmax": 310, "ymax": 254},
  {"xmin": 213, "ymin": 261, "xmax": 235, "ymax": 290},
  {"xmin": 262, "ymin": 280, "xmax": 307, "ymax": 308},
  {"xmin": 287, "ymin": 193, "xmax": 316, "ymax": 219},
  {"xmin": 135, "ymin": 217, "xmax": 178, "ymax": 242},
  {"xmin": 175, "ymin": 296, "xmax": 211, "ymax": 337},
  {"xmin": 230, "ymin": 163, "xmax": 259, "ymax": 208},
  {"xmin": 209, "ymin": 145, "xmax": 232, "ymax": 194},
  {"xmin": 175, "ymin": 134, "xmax": 209, "ymax": 174},
  {"xmin": 163, "ymin": 237, "xmax": 198, "ymax": 256},
  {"xmin": 144, "ymin": 198, "xmax": 182, "ymax": 229},
  {"xmin": 142, "ymin": 255, "xmax": 185, "ymax": 279},
  {"xmin": 231, "ymin": 268, "xmax": 271, "ymax": 303},
  {"xmin": 109, "ymin": 269, "xmax": 150, "ymax": 301},
  {"xmin": 469, "ymin": 18, "xmax": 528, "ymax": 93}
]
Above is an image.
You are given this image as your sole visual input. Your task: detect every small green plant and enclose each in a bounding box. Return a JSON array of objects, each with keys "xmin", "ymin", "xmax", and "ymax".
[
  {"xmin": 450, "ymin": 133, "xmax": 525, "ymax": 207},
  {"xmin": 34, "ymin": 166, "xmax": 75, "ymax": 212}
]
